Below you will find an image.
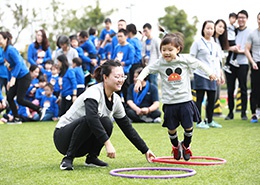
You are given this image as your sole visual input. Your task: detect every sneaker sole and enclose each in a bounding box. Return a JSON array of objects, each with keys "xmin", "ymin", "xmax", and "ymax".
[
  {"xmin": 84, "ymin": 162, "xmax": 108, "ymax": 168},
  {"xmin": 60, "ymin": 165, "xmax": 73, "ymax": 170}
]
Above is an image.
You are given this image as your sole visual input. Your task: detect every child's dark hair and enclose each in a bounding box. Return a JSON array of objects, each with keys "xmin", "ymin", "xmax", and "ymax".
[
  {"xmin": 126, "ymin": 23, "xmax": 137, "ymax": 35},
  {"xmin": 45, "ymin": 59, "xmax": 54, "ymax": 65},
  {"xmin": 72, "ymin": 57, "xmax": 82, "ymax": 66},
  {"xmin": 118, "ymin": 28, "xmax": 128, "ymax": 36},
  {"xmin": 38, "ymin": 74, "xmax": 47, "ymax": 82},
  {"xmin": 160, "ymin": 32, "xmax": 184, "ymax": 53},
  {"xmin": 143, "ymin": 23, "xmax": 152, "ymax": 30},
  {"xmin": 88, "ymin": 27, "xmax": 97, "ymax": 36},
  {"xmin": 79, "ymin": 30, "xmax": 89, "ymax": 38},
  {"xmin": 45, "ymin": 82, "xmax": 54, "ymax": 91},
  {"xmin": 229, "ymin": 12, "xmax": 237, "ymax": 19},
  {"xmin": 93, "ymin": 60, "xmax": 122, "ymax": 83}
]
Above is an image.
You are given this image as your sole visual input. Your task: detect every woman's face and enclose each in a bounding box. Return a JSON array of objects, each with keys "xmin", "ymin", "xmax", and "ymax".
[
  {"xmin": 203, "ymin": 22, "xmax": 215, "ymax": 39},
  {"xmin": 215, "ymin": 21, "xmax": 225, "ymax": 36},
  {"xmin": 0, "ymin": 34, "xmax": 7, "ymax": 48},
  {"xmin": 36, "ymin": 31, "xmax": 43, "ymax": 44},
  {"xmin": 30, "ymin": 67, "xmax": 40, "ymax": 79},
  {"xmin": 104, "ymin": 66, "xmax": 125, "ymax": 92}
]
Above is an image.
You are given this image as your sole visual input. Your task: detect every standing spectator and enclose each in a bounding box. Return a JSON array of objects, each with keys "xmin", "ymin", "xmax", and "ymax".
[
  {"xmin": 0, "ymin": 47, "xmax": 9, "ymax": 112},
  {"xmin": 111, "ymin": 19, "xmax": 127, "ymax": 56},
  {"xmin": 134, "ymin": 33, "xmax": 217, "ymax": 161},
  {"xmin": 0, "ymin": 31, "xmax": 42, "ymax": 123},
  {"xmin": 54, "ymin": 35, "xmax": 78, "ymax": 66},
  {"xmin": 142, "ymin": 23, "xmax": 161, "ymax": 87},
  {"xmin": 72, "ymin": 57, "xmax": 85, "ymax": 96},
  {"xmin": 213, "ymin": 19, "xmax": 228, "ymax": 116},
  {"xmin": 111, "ymin": 28, "xmax": 135, "ymax": 103},
  {"xmin": 127, "ymin": 23, "xmax": 143, "ymax": 84},
  {"xmin": 245, "ymin": 12, "xmax": 260, "ymax": 123},
  {"xmin": 27, "ymin": 29, "xmax": 52, "ymax": 67},
  {"xmin": 54, "ymin": 60, "xmax": 155, "ymax": 170},
  {"xmin": 225, "ymin": 10, "xmax": 251, "ymax": 121},
  {"xmin": 126, "ymin": 67, "xmax": 161, "ymax": 123},
  {"xmin": 57, "ymin": 54, "xmax": 77, "ymax": 117},
  {"xmin": 98, "ymin": 33, "xmax": 113, "ymax": 65},
  {"xmin": 190, "ymin": 20, "xmax": 224, "ymax": 129},
  {"xmin": 99, "ymin": 18, "xmax": 116, "ymax": 45}
]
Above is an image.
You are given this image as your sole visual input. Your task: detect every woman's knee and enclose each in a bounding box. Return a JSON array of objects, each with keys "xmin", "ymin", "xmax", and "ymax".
[{"xmin": 100, "ymin": 116, "xmax": 113, "ymax": 136}]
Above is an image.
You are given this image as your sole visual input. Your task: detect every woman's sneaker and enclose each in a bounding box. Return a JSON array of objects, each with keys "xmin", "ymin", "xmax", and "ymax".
[
  {"xmin": 171, "ymin": 144, "xmax": 181, "ymax": 160},
  {"xmin": 7, "ymin": 117, "xmax": 22, "ymax": 124},
  {"xmin": 208, "ymin": 121, "xmax": 222, "ymax": 128},
  {"xmin": 196, "ymin": 121, "xmax": 209, "ymax": 129},
  {"xmin": 60, "ymin": 156, "xmax": 74, "ymax": 170},
  {"xmin": 85, "ymin": 155, "xmax": 108, "ymax": 167},
  {"xmin": 181, "ymin": 142, "xmax": 192, "ymax": 161}
]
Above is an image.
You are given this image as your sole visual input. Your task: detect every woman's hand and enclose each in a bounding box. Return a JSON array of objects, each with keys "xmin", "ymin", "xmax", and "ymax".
[
  {"xmin": 105, "ymin": 139, "xmax": 116, "ymax": 158},
  {"xmin": 145, "ymin": 149, "xmax": 156, "ymax": 163}
]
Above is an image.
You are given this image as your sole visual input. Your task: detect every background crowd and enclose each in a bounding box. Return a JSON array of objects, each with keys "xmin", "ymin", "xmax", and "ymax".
[{"xmin": 0, "ymin": 9, "xmax": 259, "ymax": 125}]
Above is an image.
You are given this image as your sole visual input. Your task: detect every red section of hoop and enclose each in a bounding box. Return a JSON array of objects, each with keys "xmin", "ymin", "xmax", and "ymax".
[{"xmin": 152, "ymin": 156, "xmax": 227, "ymax": 165}]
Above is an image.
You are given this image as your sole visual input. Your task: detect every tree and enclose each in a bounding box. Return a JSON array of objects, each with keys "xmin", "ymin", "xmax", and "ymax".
[
  {"xmin": 41, "ymin": 0, "xmax": 115, "ymax": 50},
  {"xmin": 158, "ymin": 5, "xmax": 198, "ymax": 53}
]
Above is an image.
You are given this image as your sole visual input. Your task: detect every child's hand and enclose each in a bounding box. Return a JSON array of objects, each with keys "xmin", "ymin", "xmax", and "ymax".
[
  {"xmin": 134, "ymin": 80, "xmax": 142, "ymax": 92},
  {"xmin": 209, "ymin": 74, "xmax": 217, "ymax": 81}
]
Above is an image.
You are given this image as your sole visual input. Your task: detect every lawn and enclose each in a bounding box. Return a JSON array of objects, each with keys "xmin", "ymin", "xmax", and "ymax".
[{"xmin": 1, "ymin": 111, "xmax": 260, "ymax": 185}]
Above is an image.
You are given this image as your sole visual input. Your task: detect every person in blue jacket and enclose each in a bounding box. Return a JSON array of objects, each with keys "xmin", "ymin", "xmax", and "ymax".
[
  {"xmin": 72, "ymin": 57, "xmax": 85, "ymax": 96},
  {"xmin": 111, "ymin": 28, "xmax": 135, "ymax": 103},
  {"xmin": 0, "ymin": 31, "xmax": 42, "ymax": 123},
  {"xmin": 56, "ymin": 54, "xmax": 77, "ymax": 117},
  {"xmin": 0, "ymin": 47, "xmax": 9, "ymax": 112},
  {"xmin": 27, "ymin": 29, "xmax": 52, "ymax": 67}
]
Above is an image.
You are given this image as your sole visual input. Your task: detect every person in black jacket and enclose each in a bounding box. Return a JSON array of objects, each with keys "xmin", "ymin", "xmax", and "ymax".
[{"xmin": 53, "ymin": 60, "xmax": 156, "ymax": 170}]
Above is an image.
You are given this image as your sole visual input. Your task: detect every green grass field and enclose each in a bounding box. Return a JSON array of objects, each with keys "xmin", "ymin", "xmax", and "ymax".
[{"xmin": 1, "ymin": 110, "xmax": 260, "ymax": 185}]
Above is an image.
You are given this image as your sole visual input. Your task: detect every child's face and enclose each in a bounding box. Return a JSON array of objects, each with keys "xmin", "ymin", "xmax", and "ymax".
[
  {"xmin": 39, "ymin": 81, "xmax": 47, "ymax": 88},
  {"xmin": 229, "ymin": 17, "xmax": 237, "ymax": 25},
  {"xmin": 51, "ymin": 67, "xmax": 58, "ymax": 75},
  {"xmin": 70, "ymin": 39, "xmax": 78, "ymax": 48},
  {"xmin": 161, "ymin": 44, "xmax": 180, "ymax": 62},
  {"xmin": 45, "ymin": 63, "xmax": 52, "ymax": 70},
  {"xmin": 44, "ymin": 86, "xmax": 53, "ymax": 96}
]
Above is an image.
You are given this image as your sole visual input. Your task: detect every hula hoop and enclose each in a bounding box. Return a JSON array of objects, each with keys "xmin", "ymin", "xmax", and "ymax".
[
  {"xmin": 109, "ymin": 167, "xmax": 196, "ymax": 179},
  {"xmin": 152, "ymin": 156, "xmax": 227, "ymax": 166}
]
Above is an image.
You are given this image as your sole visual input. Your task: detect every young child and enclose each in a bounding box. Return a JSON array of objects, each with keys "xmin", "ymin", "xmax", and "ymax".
[
  {"xmin": 134, "ymin": 33, "xmax": 217, "ymax": 161},
  {"xmin": 223, "ymin": 12, "xmax": 238, "ymax": 73},
  {"xmin": 34, "ymin": 83, "xmax": 59, "ymax": 121},
  {"xmin": 72, "ymin": 57, "xmax": 85, "ymax": 96},
  {"xmin": 49, "ymin": 64, "xmax": 60, "ymax": 98}
]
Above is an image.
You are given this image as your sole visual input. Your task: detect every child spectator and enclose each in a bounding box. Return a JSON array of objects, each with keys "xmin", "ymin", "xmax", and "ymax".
[
  {"xmin": 223, "ymin": 12, "xmax": 238, "ymax": 73},
  {"xmin": 35, "ymin": 75, "xmax": 47, "ymax": 101},
  {"xmin": 34, "ymin": 83, "xmax": 59, "ymax": 121},
  {"xmin": 41, "ymin": 59, "xmax": 54, "ymax": 82},
  {"xmin": 49, "ymin": 64, "xmax": 60, "ymax": 98},
  {"xmin": 72, "ymin": 57, "xmax": 85, "ymax": 96}
]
